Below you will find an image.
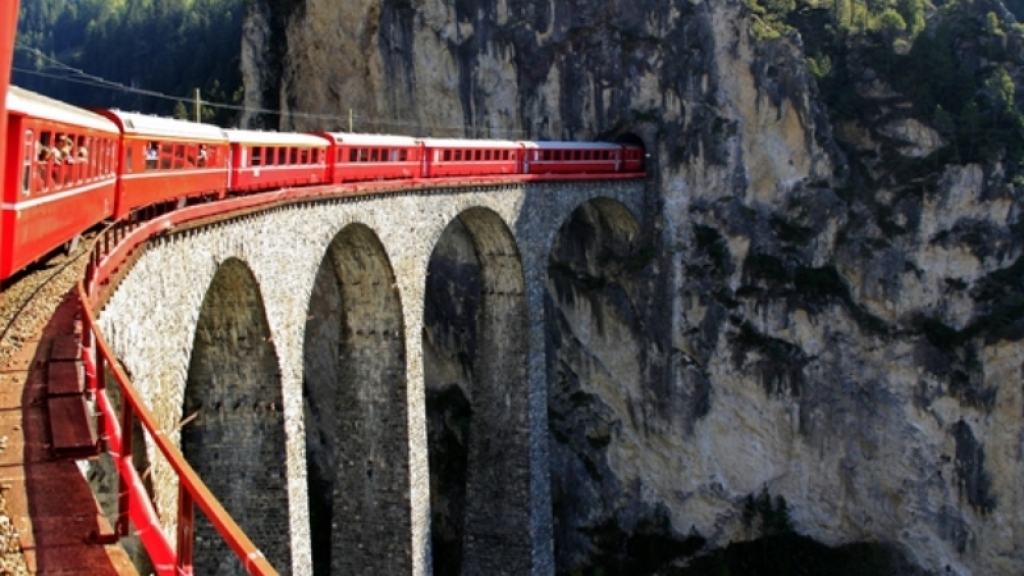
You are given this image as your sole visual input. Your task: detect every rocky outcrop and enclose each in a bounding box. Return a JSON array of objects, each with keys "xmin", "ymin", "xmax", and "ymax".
[{"xmin": 241, "ymin": 0, "xmax": 1024, "ymax": 574}]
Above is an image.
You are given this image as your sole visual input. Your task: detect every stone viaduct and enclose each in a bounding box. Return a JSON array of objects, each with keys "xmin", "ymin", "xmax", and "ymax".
[{"xmin": 95, "ymin": 179, "xmax": 646, "ymax": 576}]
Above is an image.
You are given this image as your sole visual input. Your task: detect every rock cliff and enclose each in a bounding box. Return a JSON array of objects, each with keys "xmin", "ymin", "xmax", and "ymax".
[{"xmin": 242, "ymin": 0, "xmax": 1024, "ymax": 574}]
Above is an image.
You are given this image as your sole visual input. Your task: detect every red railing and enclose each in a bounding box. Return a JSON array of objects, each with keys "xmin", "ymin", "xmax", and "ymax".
[{"xmin": 77, "ymin": 212, "xmax": 283, "ymax": 575}]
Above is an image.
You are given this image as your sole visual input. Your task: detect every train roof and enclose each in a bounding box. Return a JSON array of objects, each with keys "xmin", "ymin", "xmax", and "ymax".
[
  {"xmin": 224, "ymin": 129, "xmax": 330, "ymax": 146},
  {"xmin": 417, "ymin": 137, "xmax": 522, "ymax": 149},
  {"xmin": 98, "ymin": 109, "xmax": 228, "ymax": 142},
  {"xmin": 519, "ymin": 141, "xmax": 622, "ymax": 150},
  {"xmin": 6, "ymin": 86, "xmax": 120, "ymax": 134},
  {"xmin": 319, "ymin": 132, "xmax": 420, "ymax": 146}
]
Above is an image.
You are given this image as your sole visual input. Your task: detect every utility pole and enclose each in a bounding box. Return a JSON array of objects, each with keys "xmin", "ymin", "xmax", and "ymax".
[
  {"xmin": 349, "ymin": 109, "xmax": 353, "ymax": 132},
  {"xmin": 194, "ymin": 88, "xmax": 201, "ymax": 123}
]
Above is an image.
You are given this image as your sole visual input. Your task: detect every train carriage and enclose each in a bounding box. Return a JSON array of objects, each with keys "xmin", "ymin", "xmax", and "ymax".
[
  {"xmin": 419, "ymin": 138, "xmax": 523, "ymax": 178},
  {"xmin": 1, "ymin": 87, "xmax": 120, "ymax": 280},
  {"xmin": 520, "ymin": 141, "xmax": 625, "ymax": 175},
  {"xmin": 226, "ymin": 130, "xmax": 329, "ymax": 193},
  {"xmin": 620, "ymin": 144, "xmax": 645, "ymax": 173},
  {"xmin": 95, "ymin": 109, "xmax": 229, "ymax": 219},
  {"xmin": 318, "ymin": 132, "xmax": 422, "ymax": 183}
]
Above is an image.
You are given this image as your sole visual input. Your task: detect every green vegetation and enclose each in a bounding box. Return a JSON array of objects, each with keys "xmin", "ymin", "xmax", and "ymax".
[
  {"xmin": 744, "ymin": 0, "xmax": 1024, "ymax": 166},
  {"xmin": 742, "ymin": 487, "xmax": 795, "ymax": 537},
  {"xmin": 15, "ymin": 0, "xmax": 247, "ymax": 124}
]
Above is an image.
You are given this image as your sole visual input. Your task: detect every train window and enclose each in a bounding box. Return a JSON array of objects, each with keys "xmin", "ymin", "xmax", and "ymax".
[
  {"xmin": 399, "ymin": 149, "xmax": 408, "ymax": 161},
  {"xmin": 158, "ymin": 143, "xmax": 171, "ymax": 170},
  {"xmin": 370, "ymin": 149, "xmax": 379, "ymax": 162},
  {"xmin": 252, "ymin": 147, "xmax": 263, "ymax": 167},
  {"xmin": 77, "ymin": 136, "xmax": 90, "ymax": 173},
  {"xmin": 358, "ymin": 148, "xmax": 368, "ymax": 162},
  {"xmin": 300, "ymin": 149, "xmax": 308, "ymax": 164},
  {"xmin": 125, "ymin": 146, "xmax": 132, "ymax": 174},
  {"xmin": 145, "ymin": 142, "xmax": 158, "ymax": 170},
  {"xmin": 348, "ymin": 149, "xmax": 357, "ymax": 162},
  {"xmin": 278, "ymin": 148, "xmax": 287, "ymax": 165},
  {"xmin": 456, "ymin": 150, "xmax": 464, "ymax": 161},
  {"xmin": 173, "ymin": 145, "xmax": 185, "ymax": 170},
  {"xmin": 444, "ymin": 150, "xmax": 451, "ymax": 162},
  {"xmin": 290, "ymin": 148, "xmax": 298, "ymax": 164},
  {"xmin": 269, "ymin": 148, "xmax": 278, "ymax": 166}
]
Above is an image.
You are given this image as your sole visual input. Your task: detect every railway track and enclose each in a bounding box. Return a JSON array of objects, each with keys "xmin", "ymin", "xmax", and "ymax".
[{"xmin": 0, "ymin": 234, "xmax": 96, "ymax": 367}]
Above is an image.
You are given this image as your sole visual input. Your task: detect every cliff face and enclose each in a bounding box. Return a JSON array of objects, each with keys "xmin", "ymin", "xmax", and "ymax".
[{"xmin": 242, "ymin": 0, "xmax": 1024, "ymax": 574}]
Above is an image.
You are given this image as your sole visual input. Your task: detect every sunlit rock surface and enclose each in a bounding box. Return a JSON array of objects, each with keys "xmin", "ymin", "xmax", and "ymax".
[{"xmin": 242, "ymin": 1, "xmax": 1024, "ymax": 574}]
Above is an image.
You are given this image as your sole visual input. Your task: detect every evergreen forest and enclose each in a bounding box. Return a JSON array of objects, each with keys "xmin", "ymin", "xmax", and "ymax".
[
  {"xmin": 14, "ymin": 0, "xmax": 247, "ymax": 126},
  {"xmin": 748, "ymin": 0, "xmax": 1024, "ymax": 165}
]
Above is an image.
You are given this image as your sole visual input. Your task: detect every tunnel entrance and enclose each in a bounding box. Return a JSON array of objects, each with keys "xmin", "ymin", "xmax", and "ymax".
[
  {"xmin": 423, "ymin": 208, "xmax": 530, "ymax": 575},
  {"xmin": 302, "ymin": 224, "xmax": 410, "ymax": 575},
  {"xmin": 181, "ymin": 258, "xmax": 291, "ymax": 575}
]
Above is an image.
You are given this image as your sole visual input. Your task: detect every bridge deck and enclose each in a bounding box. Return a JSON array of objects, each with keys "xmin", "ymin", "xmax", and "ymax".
[{"xmin": 0, "ymin": 292, "xmax": 136, "ymax": 575}]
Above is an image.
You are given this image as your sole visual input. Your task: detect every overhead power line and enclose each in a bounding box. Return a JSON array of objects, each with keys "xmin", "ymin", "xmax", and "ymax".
[{"xmin": 11, "ymin": 44, "xmax": 531, "ymax": 137}]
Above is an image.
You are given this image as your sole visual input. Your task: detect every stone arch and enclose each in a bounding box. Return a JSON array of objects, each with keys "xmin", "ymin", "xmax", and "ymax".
[
  {"xmin": 545, "ymin": 198, "xmax": 649, "ymax": 572},
  {"xmin": 181, "ymin": 258, "xmax": 291, "ymax": 575},
  {"xmin": 302, "ymin": 223, "xmax": 409, "ymax": 575},
  {"xmin": 423, "ymin": 207, "xmax": 530, "ymax": 575}
]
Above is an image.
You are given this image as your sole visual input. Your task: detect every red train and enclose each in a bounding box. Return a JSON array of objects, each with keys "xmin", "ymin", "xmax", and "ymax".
[{"xmin": 1, "ymin": 85, "xmax": 645, "ymax": 281}]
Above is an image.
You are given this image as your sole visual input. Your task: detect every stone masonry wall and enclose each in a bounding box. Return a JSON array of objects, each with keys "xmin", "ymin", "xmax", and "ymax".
[{"xmin": 96, "ymin": 180, "xmax": 646, "ymax": 576}]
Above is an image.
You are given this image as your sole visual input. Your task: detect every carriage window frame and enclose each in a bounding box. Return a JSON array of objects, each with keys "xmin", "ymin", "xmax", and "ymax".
[{"xmin": 22, "ymin": 129, "xmax": 33, "ymax": 196}]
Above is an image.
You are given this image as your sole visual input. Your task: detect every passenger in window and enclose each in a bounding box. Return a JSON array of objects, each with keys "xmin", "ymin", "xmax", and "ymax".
[
  {"xmin": 56, "ymin": 135, "xmax": 74, "ymax": 163},
  {"xmin": 37, "ymin": 142, "xmax": 54, "ymax": 163},
  {"xmin": 197, "ymin": 144, "xmax": 208, "ymax": 167},
  {"xmin": 76, "ymin": 136, "xmax": 89, "ymax": 162},
  {"xmin": 146, "ymin": 142, "xmax": 159, "ymax": 169}
]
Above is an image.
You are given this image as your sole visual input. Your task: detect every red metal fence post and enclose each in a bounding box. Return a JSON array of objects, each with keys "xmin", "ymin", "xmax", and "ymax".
[
  {"xmin": 176, "ymin": 483, "xmax": 195, "ymax": 576},
  {"xmin": 116, "ymin": 397, "xmax": 133, "ymax": 538}
]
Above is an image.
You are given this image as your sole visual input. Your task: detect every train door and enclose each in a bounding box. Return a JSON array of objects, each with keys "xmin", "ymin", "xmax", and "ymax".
[
  {"xmin": 227, "ymin": 145, "xmax": 237, "ymax": 189},
  {"xmin": 19, "ymin": 126, "xmax": 32, "ymax": 200}
]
